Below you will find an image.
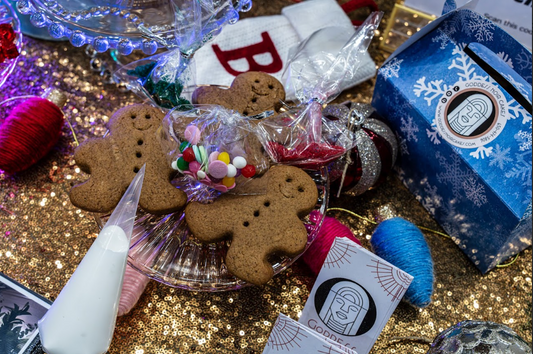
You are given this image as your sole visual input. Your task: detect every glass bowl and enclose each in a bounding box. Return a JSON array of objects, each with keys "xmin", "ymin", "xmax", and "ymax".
[
  {"xmin": 0, "ymin": 0, "xmax": 22, "ymax": 88},
  {"xmin": 97, "ymin": 167, "xmax": 329, "ymax": 291}
]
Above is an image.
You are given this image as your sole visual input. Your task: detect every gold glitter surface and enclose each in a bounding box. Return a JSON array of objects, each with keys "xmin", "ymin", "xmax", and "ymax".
[{"xmin": 0, "ymin": 1, "xmax": 531, "ymax": 353}]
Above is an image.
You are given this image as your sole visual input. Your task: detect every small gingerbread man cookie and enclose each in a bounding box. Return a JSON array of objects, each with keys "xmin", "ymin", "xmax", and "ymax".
[
  {"xmin": 185, "ymin": 165, "xmax": 318, "ymax": 285},
  {"xmin": 70, "ymin": 104, "xmax": 187, "ymax": 215},
  {"xmin": 192, "ymin": 72, "xmax": 285, "ymax": 117}
]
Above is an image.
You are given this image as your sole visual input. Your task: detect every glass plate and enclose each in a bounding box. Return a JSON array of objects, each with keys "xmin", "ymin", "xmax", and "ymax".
[
  {"xmin": 97, "ymin": 168, "xmax": 329, "ymax": 291},
  {"xmin": 0, "ymin": 0, "xmax": 22, "ymax": 88},
  {"xmin": 13, "ymin": 0, "xmax": 251, "ymax": 55}
]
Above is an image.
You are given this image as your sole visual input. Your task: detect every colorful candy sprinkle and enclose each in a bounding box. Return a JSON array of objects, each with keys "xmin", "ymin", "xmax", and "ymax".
[
  {"xmin": 222, "ymin": 176, "xmax": 235, "ymax": 188},
  {"xmin": 182, "ymin": 147, "xmax": 196, "ymax": 163},
  {"xmin": 232, "ymin": 156, "xmax": 247, "ymax": 169},
  {"xmin": 184, "ymin": 125, "xmax": 201, "ymax": 145},
  {"xmin": 241, "ymin": 165, "xmax": 256, "ymax": 178},
  {"xmin": 209, "ymin": 160, "xmax": 228, "ymax": 179},
  {"xmin": 177, "ymin": 157, "xmax": 189, "ymax": 171},
  {"xmin": 226, "ymin": 164, "xmax": 237, "ymax": 178},
  {"xmin": 217, "ymin": 152, "xmax": 230, "ymax": 165}
]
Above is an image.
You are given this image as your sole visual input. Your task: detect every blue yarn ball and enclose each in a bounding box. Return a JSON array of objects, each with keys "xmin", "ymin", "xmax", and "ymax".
[{"xmin": 370, "ymin": 217, "xmax": 434, "ymax": 308}]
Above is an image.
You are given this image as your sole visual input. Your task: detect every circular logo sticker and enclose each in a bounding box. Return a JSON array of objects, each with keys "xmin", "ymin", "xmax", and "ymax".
[{"xmin": 435, "ymin": 81, "xmax": 508, "ymax": 148}]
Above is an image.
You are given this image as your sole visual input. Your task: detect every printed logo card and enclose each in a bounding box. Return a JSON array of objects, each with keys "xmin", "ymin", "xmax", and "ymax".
[
  {"xmin": 299, "ymin": 237, "xmax": 413, "ymax": 354},
  {"xmin": 263, "ymin": 313, "xmax": 358, "ymax": 354}
]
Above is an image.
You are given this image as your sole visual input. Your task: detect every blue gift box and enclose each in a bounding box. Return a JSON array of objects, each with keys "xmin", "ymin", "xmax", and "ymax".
[{"xmin": 372, "ymin": 1, "xmax": 532, "ymax": 273}]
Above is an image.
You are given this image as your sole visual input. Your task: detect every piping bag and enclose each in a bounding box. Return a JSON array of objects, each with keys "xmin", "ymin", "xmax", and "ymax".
[{"xmin": 38, "ymin": 165, "xmax": 146, "ymax": 354}]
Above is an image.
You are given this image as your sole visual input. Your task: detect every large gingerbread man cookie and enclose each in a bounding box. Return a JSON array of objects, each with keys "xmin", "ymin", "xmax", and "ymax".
[
  {"xmin": 185, "ymin": 165, "xmax": 318, "ymax": 285},
  {"xmin": 70, "ymin": 104, "xmax": 187, "ymax": 215},
  {"xmin": 192, "ymin": 72, "xmax": 285, "ymax": 117}
]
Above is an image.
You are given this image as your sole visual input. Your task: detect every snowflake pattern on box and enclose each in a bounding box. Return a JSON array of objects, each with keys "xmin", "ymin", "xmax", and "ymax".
[
  {"xmin": 380, "ymin": 58, "xmax": 403, "ymax": 79},
  {"xmin": 435, "ymin": 151, "xmax": 487, "ymax": 207},
  {"xmin": 488, "ymin": 144, "xmax": 513, "ymax": 170}
]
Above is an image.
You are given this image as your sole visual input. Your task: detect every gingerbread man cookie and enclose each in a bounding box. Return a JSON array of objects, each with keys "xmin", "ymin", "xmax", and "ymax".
[
  {"xmin": 185, "ymin": 165, "xmax": 318, "ymax": 285},
  {"xmin": 192, "ymin": 72, "xmax": 285, "ymax": 117},
  {"xmin": 70, "ymin": 104, "xmax": 187, "ymax": 215}
]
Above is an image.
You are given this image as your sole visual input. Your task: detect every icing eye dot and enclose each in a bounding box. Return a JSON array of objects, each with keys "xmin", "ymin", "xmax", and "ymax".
[
  {"xmin": 255, "ymin": 79, "xmax": 260, "ymax": 83},
  {"xmin": 145, "ymin": 114, "xmax": 151, "ymax": 119},
  {"xmin": 131, "ymin": 114, "xmax": 136, "ymax": 119},
  {"xmin": 133, "ymin": 167, "xmax": 140, "ymax": 173},
  {"xmin": 243, "ymin": 221, "xmax": 249, "ymax": 227},
  {"xmin": 243, "ymin": 111, "xmax": 249, "ymax": 116},
  {"xmin": 254, "ymin": 211, "xmax": 259, "ymax": 217},
  {"xmin": 251, "ymin": 97, "xmax": 257, "ymax": 103},
  {"xmin": 136, "ymin": 152, "xmax": 142, "ymax": 158},
  {"xmin": 268, "ymin": 84, "xmax": 274, "ymax": 89},
  {"xmin": 264, "ymin": 201, "xmax": 270, "ymax": 207},
  {"xmin": 137, "ymin": 139, "xmax": 143, "ymax": 145},
  {"xmin": 286, "ymin": 178, "xmax": 292, "ymax": 183},
  {"xmin": 298, "ymin": 186, "xmax": 305, "ymax": 193}
]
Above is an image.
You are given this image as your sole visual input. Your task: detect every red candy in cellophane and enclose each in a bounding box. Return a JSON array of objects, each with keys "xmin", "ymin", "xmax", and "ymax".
[
  {"xmin": 0, "ymin": 23, "xmax": 19, "ymax": 64},
  {"xmin": 324, "ymin": 102, "xmax": 398, "ymax": 197}
]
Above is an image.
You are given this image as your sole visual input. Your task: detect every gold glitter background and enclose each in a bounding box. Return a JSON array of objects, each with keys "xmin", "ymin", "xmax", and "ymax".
[{"xmin": 0, "ymin": 1, "xmax": 531, "ymax": 353}]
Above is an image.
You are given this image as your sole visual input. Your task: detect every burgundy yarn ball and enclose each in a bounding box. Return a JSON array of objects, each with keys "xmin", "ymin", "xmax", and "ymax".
[{"xmin": 0, "ymin": 97, "xmax": 64, "ymax": 174}]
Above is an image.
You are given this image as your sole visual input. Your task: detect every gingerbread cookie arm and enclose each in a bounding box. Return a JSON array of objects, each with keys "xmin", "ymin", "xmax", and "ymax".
[
  {"xmin": 72, "ymin": 138, "xmax": 105, "ymax": 173},
  {"xmin": 70, "ymin": 139, "xmax": 124, "ymax": 213},
  {"xmin": 185, "ymin": 200, "xmax": 237, "ymax": 243}
]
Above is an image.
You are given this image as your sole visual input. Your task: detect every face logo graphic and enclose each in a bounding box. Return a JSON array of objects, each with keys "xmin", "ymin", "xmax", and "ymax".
[
  {"xmin": 315, "ymin": 278, "xmax": 377, "ymax": 336},
  {"xmin": 446, "ymin": 92, "xmax": 496, "ymax": 137}
]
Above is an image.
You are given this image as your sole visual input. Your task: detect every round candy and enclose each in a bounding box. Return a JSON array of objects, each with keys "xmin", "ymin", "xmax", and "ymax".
[
  {"xmin": 182, "ymin": 147, "xmax": 196, "ymax": 163},
  {"xmin": 217, "ymin": 151, "xmax": 230, "ymax": 164},
  {"xmin": 197, "ymin": 170, "xmax": 206, "ymax": 179},
  {"xmin": 171, "ymin": 160, "xmax": 179, "ymax": 170},
  {"xmin": 241, "ymin": 164, "xmax": 256, "ymax": 178},
  {"xmin": 232, "ymin": 156, "xmax": 247, "ymax": 169},
  {"xmin": 179, "ymin": 141, "xmax": 190, "ymax": 153},
  {"xmin": 209, "ymin": 160, "xmax": 229, "ymax": 179},
  {"xmin": 184, "ymin": 125, "xmax": 201, "ymax": 145},
  {"xmin": 209, "ymin": 151, "xmax": 219, "ymax": 163},
  {"xmin": 189, "ymin": 161, "xmax": 201, "ymax": 173},
  {"xmin": 226, "ymin": 164, "xmax": 237, "ymax": 178},
  {"xmin": 222, "ymin": 176, "xmax": 235, "ymax": 188},
  {"xmin": 177, "ymin": 157, "xmax": 189, "ymax": 171}
]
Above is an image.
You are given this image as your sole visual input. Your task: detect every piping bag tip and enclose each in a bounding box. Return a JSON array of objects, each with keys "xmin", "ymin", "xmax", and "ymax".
[{"xmin": 104, "ymin": 163, "xmax": 146, "ymax": 240}]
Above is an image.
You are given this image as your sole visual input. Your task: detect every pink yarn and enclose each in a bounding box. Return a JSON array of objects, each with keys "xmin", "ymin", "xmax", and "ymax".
[
  {"xmin": 118, "ymin": 264, "xmax": 150, "ymax": 316},
  {"xmin": 302, "ymin": 211, "xmax": 361, "ymax": 275}
]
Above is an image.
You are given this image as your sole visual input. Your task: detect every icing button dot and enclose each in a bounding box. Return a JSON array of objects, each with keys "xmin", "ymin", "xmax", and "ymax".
[
  {"xmin": 209, "ymin": 160, "xmax": 228, "ymax": 179},
  {"xmin": 217, "ymin": 152, "xmax": 230, "ymax": 165},
  {"xmin": 232, "ymin": 156, "xmax": 247, "ymax": 169},
  {"xmin": 226, "ymin": 164, "xmax": 237, "ymax": 178},
  {"xmin": 184, "ymin": 125, "xmax": 201, "ymax": 145}
]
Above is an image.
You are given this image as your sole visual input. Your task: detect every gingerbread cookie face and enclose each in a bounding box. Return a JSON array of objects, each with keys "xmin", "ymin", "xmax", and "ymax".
[
  {"xmin": 192, "ymin": 72, "xmax": 285, "ymax": 117},
  {"xmin": 70, "ymin": 104, "xmax": 187, "ymax": 215},
  {"xmin": 185, "ymin": 165, "xmax": 318, "ymax": 285}
]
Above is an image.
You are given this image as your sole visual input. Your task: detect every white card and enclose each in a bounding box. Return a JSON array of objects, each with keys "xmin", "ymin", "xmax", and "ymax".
[
  {"xmin": 263, "ymin": 313, "xmax": 358, "ymax": 354},
  {"xmin": 299, "ymin": 238, "xmax": 413, "ymax": 354}
]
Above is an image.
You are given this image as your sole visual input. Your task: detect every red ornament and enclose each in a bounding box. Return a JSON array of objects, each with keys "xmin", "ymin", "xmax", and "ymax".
[
  {"xmin": 0, "ymin": 92, "xmax": 66, "ymax": 174},
  {"xmin": 241, "ymin": 164, "xmax": 256, "ymax": 178},
  {"xmin": 324, "ymin": 102, "xmax": 398, "ymax": 196},
  {"xmin": 267, "ymin": 141, "xmax": 345, "ymax": 170},
  {"xmin": 0, "ymin": 23, "xmax": 19, "ymax": 64},
  {"xmin": 182, "ymin": 147, "xmax": 196, "ymax": 163}
]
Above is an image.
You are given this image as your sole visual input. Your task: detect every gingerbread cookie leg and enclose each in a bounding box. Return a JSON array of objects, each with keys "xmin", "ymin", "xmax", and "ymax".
[{"xmin": 139, "ymin": 164, "xmax": 188, "ymax": 215}]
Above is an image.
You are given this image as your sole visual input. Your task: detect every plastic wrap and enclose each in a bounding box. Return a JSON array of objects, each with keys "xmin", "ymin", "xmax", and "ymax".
[
  {"xmin": 256, "ymin": 12, "xmax": 383, "ymax": 170},
  {"xmin": 160, "ymin": 105, "xmax": 270, "ymax": 193},
  {"xmin": 114, "ymin": 0, "xmax": 252, "ymax": 109}
]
